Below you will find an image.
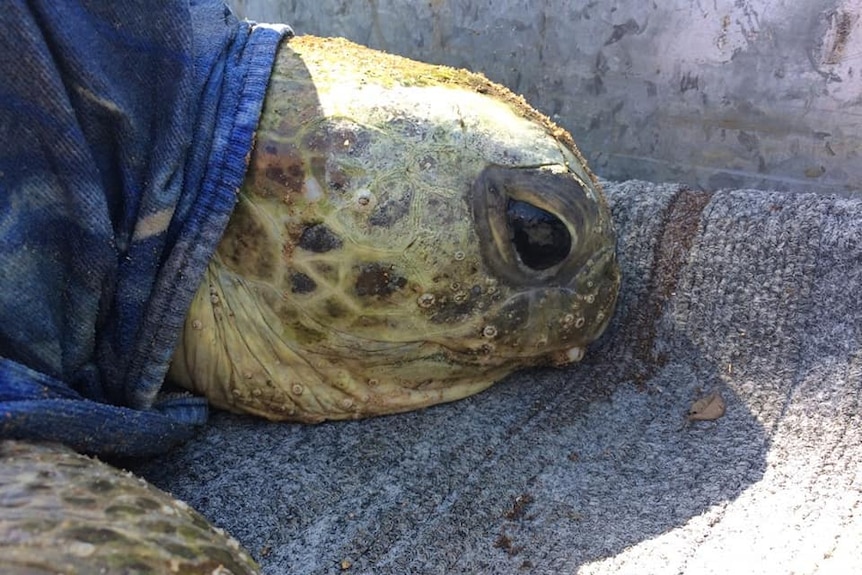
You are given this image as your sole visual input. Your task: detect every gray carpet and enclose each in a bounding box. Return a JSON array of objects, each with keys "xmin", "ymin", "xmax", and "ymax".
[{"xmin": 133, "ymin": 180, "xmax": 862, "ymax": 574}]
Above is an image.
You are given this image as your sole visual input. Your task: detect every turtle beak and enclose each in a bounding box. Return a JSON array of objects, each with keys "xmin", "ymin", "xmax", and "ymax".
[{"xmin": 470, "ymin": 165, "xmax": 610, "ymax": 289}]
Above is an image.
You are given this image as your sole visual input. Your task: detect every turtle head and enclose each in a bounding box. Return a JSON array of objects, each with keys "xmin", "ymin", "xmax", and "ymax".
[{"xmin": 170, "ymin": 36, "xmax": 619, "ymax": 421}]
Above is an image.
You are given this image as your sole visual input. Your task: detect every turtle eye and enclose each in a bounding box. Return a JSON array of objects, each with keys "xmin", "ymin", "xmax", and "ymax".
[
  {"xmin": 471, "ymin": 165, "xmax": 591, "ymax": 287},
  {"xmin": 506, "ymin": 199, "xmax": 571, "ymax": 270}
]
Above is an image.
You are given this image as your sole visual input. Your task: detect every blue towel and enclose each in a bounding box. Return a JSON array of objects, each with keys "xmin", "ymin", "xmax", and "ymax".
[{"xmin": 0, "ymin": 1, "xmax": 289, "ymax": 456}]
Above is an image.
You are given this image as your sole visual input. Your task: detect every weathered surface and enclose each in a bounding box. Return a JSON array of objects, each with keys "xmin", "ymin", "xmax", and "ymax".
[{"xmin": 231, "ymin": 0, "xmax": 862, "ymax": 194}]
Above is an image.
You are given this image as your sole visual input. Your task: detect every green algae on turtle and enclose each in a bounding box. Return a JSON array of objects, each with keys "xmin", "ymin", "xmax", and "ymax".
[{"xmin": 169, "ymin": 36, "xmax": 620, "ymax": 422}]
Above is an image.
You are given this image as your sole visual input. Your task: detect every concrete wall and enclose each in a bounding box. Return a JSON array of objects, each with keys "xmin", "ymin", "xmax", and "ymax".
[{"xmin": 230, "ymin": 0, "xmax": 862, "ymax": 194}]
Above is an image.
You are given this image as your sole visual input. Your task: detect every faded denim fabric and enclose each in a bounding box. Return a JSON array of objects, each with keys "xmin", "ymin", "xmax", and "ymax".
[{"xmin": 0, "ymin": 1, "xmax": 289, "ymax": 456}]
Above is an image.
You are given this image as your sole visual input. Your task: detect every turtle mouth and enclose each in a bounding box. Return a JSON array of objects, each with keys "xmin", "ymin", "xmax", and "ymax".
[{"xmin": 470, "ymin": 165, "xmax": 606, "ymax": 288}]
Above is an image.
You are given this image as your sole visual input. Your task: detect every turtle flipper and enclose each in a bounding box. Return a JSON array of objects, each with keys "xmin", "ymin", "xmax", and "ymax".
[{"xmin": 0, "ymin": 440, "xmax": 258, "ymax": 575}]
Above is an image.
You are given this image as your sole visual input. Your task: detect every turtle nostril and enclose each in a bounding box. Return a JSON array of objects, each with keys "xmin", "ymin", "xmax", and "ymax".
[{"xmin": 506, "ymin": 199, "xmax": 572, "ymax": 270}]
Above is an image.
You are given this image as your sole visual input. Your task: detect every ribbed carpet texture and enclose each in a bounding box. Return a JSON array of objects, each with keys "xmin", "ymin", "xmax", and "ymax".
[{"xmin": 135, "ymin": 181, "xmax": 862, "ymax": 574}]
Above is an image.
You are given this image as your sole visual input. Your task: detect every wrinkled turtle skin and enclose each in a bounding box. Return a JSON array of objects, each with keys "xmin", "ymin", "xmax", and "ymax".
[
  {"xmin": 170, "ymin": 36, "xmax": 619, "ymax": 422},
  {"xmin": 1, "ymin": 37, "xmax": 618, "ymax": 573}
]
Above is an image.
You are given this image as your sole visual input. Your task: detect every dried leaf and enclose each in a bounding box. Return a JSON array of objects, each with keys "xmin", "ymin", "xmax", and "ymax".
[{"xmin": 687, "ymin": 392, "xmax": 726, "ymax": 421}]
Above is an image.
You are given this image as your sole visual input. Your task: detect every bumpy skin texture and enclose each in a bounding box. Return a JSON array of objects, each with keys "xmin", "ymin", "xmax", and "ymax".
[
  {"xmin": 170, "ymin": 36, "xmax": 620, "ymax": 421},
  {"xmin": 0, "ymin": 441, "xmax": 259, "ymax": 574}
]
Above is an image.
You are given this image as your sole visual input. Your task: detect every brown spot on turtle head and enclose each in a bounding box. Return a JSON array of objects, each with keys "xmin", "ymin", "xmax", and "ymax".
[
  {"xmin": 298, "ymin": 223, "xmax": 343, "ymax": 252},
  {"xmin": 290, "ymin": 272, "xmax": 317, "ymax": 294},
  {"xmin": 324, "ymin": 298, "xmax": 348, "ymax": 318},
  {"xmin": 253, "ymin": 142, "xmax": 307, "ymax": 199},
  {"xmin": 369, "ymin": 190, "xmax": 413, "ymax": 228},
  {"xmin": 354, "ymin": 263, "xmax": 407, "ymax": 297},
  {"xmin": 216, "ymin": 200, "xmax": 275, "ymax": 280},
  {"xmin": 265, "ymin": 165, "xmax": 302, "ymax": 190},
  {"xmin": 302, "ymin": 118, "xmax": 373, "ymax": 158}
]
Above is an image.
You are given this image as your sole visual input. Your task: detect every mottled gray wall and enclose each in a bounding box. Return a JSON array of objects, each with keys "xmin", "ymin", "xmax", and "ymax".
[{"xmin": 230, "ymin": 0, "xmax": 862, "ymax": 194}]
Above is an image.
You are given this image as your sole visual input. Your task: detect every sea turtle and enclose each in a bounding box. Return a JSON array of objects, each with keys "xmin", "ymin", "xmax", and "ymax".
[{"xmin": 1, "ymin": 36, "xmax": 619, "ymax": 573}]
